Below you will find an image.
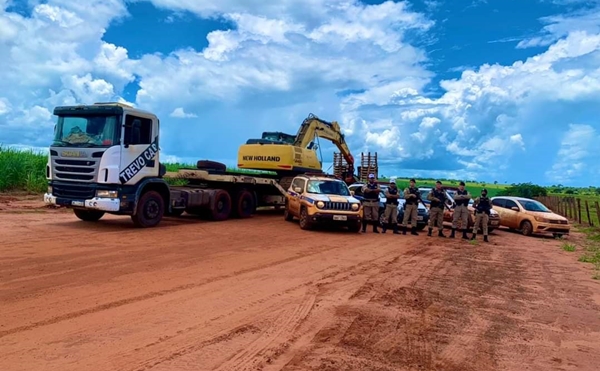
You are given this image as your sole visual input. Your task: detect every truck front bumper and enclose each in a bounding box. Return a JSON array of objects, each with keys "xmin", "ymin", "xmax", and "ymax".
[{"xmin": 44, "ymin": 193, "xmax": 120, "ymax": 212}]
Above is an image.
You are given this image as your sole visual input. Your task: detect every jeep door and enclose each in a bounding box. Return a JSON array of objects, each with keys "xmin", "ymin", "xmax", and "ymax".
[{"xmin": 289, "ymin": 178, "xmax": 306, "ymax": 216}]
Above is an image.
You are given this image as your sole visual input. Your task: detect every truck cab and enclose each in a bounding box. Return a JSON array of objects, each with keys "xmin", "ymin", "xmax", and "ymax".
[{"xmin": 44, "ymin": 102, "xmax": 170, "ymax": 227}]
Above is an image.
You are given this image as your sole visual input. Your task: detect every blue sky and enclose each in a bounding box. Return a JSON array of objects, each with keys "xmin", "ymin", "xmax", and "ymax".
[{"xmin": 1, "ymin": 0, "xmax": 600, "ymax": 186}]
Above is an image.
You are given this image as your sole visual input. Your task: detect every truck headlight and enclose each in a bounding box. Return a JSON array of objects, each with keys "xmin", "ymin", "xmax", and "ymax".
[
  {"xmin": 96, "ymin": 190, "xmax": 118, "ymax": 198},
  {"xmin": 351, "ymin": 203, "xmax": 359, "ymax": 211},
  {"xmin": 47, "ymin": 186, "xmax": 52, "ymax": 194},
  {"xmin": 316, "ymin": 201, "xmax": 325, "ymax": 208}
]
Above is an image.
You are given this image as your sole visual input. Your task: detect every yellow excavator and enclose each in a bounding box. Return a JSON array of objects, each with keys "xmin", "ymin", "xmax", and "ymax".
[{"xmin": 237, "ymin": 114, "xmax": 358, "ymax": 184}]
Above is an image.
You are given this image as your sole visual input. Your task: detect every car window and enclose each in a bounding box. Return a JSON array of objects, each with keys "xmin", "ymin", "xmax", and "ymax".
[
  {"xmin": 505, "ymin": 200, "xmax": 518, "ymax": 209},
  {"xmin": 307, "ymin": 180, "xmax": 350, "ymax": 196},
  {"xmin": 492, "ymin": 198, "xmax": 505, "ymax": 208},
  {"xmin": 291, "ymin": 178, "xmax": 306, "ymax": 192}
]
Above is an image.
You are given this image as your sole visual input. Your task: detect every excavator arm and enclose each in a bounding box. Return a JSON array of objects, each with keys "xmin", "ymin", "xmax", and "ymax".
[
  {"xmin": 295, "ymin": 114, "xmax": 354, "ymax": 167},
  {"xmin": 294, "ymin": 114, "xmax": 357, "ymax": 184}
]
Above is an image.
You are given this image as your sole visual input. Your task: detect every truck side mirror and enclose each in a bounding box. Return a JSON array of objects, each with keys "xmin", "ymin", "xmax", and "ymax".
[
  {"xmin": 511, "ymin": 206, "xmax": 519, "ymax": 211},
  {"xmin": 294, "ymin": 187, "xmax": 302, "ymax": 193},
  {"xmin": 350, "ymin": 190, "xmax": 355, "ymax": 196}
]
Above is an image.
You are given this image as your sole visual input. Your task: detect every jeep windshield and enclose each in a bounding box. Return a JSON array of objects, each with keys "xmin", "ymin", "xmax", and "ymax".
[
  {"xmin": 307, "ymin": 180, "xmax": 351, "ymax": 196},
  {"xmin": 52, "ymin": 115, "xmax": 120, "ymax": 147}
]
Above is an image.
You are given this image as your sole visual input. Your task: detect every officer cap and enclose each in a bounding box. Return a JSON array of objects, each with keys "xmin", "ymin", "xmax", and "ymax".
[
  {"xmin": 459, "ymin": 181, "xmax": 465, "ymax": 186},
  {"xmin": 481, "ymin": 188, "xmax": 488, "ymax": 193},
  {"xmin": 389, "ymin": 179, "xmax": 396, "ymax": 184},
  {"xmin": 368, "ymin": 173, "xmax": 375, "ymax": 179},
  {"xmin": 409, "ymin": 178, "xmax": 416, "ymax": 182},
  {"xmin": 436, "ymin": 180, "xmax": 442, "ymax": 184}
]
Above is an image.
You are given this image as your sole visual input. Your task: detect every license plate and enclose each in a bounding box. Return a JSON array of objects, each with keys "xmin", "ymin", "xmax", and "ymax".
[
  {"xmin": 333, "ymin": 215, "xmax": 347, "ymax": 221},
  {"xmin": 417, "ymin": 216, "xmax": 423, "ymax": 221},
  {"xmin": 71, "ymin": 200, "xmax": 84, "ymax": 206}
]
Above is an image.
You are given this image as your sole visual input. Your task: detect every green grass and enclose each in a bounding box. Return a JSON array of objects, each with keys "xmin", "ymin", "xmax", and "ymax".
[
  {"xmin": 0, "ymin": 146, "xmax": 276, "ymax": 193},
  {"xmin": 575, "ymin": 227, "xmax": 600, "ymax": 279},
  {"xmin": 561, "ymin": 242, "xmax": 576, "ymax": 252}
]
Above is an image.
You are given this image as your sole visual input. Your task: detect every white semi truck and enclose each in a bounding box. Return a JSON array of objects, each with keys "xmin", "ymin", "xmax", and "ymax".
[{"xmin": 43, "ymin": 102, "xmax": 288, "ymax": 227}]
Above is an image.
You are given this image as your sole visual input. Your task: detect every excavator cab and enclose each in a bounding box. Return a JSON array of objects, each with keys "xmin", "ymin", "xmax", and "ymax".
[{"xmin": 245, "ymin": 131, "xmax": 296, "ymax": 145}]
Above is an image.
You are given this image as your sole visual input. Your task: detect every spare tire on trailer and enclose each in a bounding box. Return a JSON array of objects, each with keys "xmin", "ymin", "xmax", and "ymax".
[
  {"xmin": 197, "ymin": 160, "xmax": 227, "ymax": 171},
  {"xmin": 210, "ymin": 189, "xmax": 232, "ymax": 221}
]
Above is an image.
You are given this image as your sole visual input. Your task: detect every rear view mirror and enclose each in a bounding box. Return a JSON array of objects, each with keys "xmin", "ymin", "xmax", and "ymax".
[{"xmin": 511, "ymin": 206, "xmax": 519, "ymax": 211}]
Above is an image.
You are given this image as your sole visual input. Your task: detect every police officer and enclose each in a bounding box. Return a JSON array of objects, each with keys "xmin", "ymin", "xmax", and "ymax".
[
  {"xmin": 361, "ymin": 174, "xmax": 380, "ymax": 233},
  {"xmin": 427, "ymin": 181, "xmax": 447, "ymax": 237},
  {"xmin": 471, "ymin": 188, "xmax": 492, "ymax": 242},
  {"xmin": 401, "ymin": 178, "xmax": 420, "ymax": 235},
  {"xmin": 382, "ymin": 179, "xmax": 400, "ymax": 234},
  {"xmin": 451, "ymin": 181, "xmax": 471, "ymax": 239}
]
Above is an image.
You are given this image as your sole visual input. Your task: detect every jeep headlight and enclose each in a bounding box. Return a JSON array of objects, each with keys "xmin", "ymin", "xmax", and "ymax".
[
  {"xmin": 96, "ymin": 190, "xmax": 118, "ymax": 198},
  {"xmin": 316, "ymin": 201, "xmax": 325, "ymax": 209},
  {"xmin": 351, "ymin": 203, "xmax": 359, "ymax": 211}
]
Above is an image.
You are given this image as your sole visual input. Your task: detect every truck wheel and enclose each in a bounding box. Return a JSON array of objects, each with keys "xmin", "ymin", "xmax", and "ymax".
[
  {"xmin": 197, "ymin": 160, "xmax": 227, "ymax": 172},
  {"xmin": 234, "ymin": 190, "xmax": 255, "ymax": 218},
  {"xmin": 131, "ymin": 191, "xmax": 164, "ymax": 228},
  {"xmin": 74, "ymin": 209, "xmax": 105, "ymax": 222},
  {"xmin": 210, "ymin": 190, "xmax": 232, "ymax": 221}
]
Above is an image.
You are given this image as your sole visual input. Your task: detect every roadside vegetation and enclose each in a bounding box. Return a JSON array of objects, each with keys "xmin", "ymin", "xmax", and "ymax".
[{"xmin": 575, "ymin": 227, "xmax": 600, "ymax": 280}]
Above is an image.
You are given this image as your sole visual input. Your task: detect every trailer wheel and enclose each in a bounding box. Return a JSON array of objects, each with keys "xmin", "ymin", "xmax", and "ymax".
[
  {"xmin": 234, "ymin": 190, "xmax": 255, "ymax": 218},
  {"xmin": 131, "ymin": 190, "xmax": 164, "ymax": 228},
  {"xmin": 210, "ymin": 190, "xmax": 232, "ymax": 221},
  {"xmin": 197, "ymin": 160, "xmax": 227, "ymax": 172},
  {"xmin": 74, "ymin": 209, "xmax": 105, "ymax": 222}
]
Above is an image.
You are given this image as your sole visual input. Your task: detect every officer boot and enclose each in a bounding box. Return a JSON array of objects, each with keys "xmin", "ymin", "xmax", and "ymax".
[
  {"xmin": 411, "ymin": 226, "xmax": 419, "ymax": 236},
  {"xmin": 450, "ymin": 228, "xmax": 456, "ymax": 238},
  {"xmin": 438, "ymin": 229, "xmax": 446, "ymax": 238},
  {"xmin": 461, "ymin": 229, "xmax": 469, "ymax": 239},
  {"xmin": 483, "ymin": 235, "xmax": 489, "ymax": 242},
  {"xmin": 402, "ymin": 225, "xmax": 407, "ymax": 235},
  {"xmin": 361, "ymin": 220, "xmax": 367, "ymax": 233},
  {"xmin": 427, "ymin": 227, "xmax": 432, "ymax": 237},
  {"xmin": 372, "ymin": 222, "xmax": 380, "ymax": 233},
  {"xmin": 382, "ymin": 222, "xmax": 387, "ymax": 234},
  {"xmin": 393, "ymin": 223, "xmax": 400, "ymax": 234},
  {"xmin": 470, "ymin": 232, "xmax": 477, "ymax": 240}
]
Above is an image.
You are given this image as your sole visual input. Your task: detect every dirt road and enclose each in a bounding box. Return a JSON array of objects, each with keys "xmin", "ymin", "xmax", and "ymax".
[{"xmin": 1, "ymin": 197, "xmax": 600, "ymax": 371}]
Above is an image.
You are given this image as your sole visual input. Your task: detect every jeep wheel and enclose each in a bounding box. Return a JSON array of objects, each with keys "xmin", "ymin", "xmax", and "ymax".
[
  {"xmin": 74, "ymin": 209, "xmax": 105, "ymax": 222},
  {"xmin": 131, "ymin": 191, "xmax": 164, "ymax": 228},
  {"xmin": 299, "ymin": 207, "xmax": 312, "ymax": 230},
  {"xmin": 348, "ymin": 222, "xmax": 361, "ymax": 233},
  {"xmin": 284, "ymin": 205, "xmax": 294, "ymax": 221}
]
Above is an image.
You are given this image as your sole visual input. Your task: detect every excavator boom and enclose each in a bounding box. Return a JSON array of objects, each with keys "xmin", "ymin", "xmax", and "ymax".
[{"xmin": 294, "ymin": 114, "xmax": 354, "ymax": 169}]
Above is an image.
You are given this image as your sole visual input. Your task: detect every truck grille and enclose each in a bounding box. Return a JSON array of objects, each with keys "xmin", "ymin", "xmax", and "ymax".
[
  {"xmin": 52, "ymin": 159, "xmax": 97, "ymax": 182},
  {"xmin": 323, "ymin": 202, "xmax": 352, "ymax": 211},
  {"xmin": 53, "ymin": 183, "xmax": 95, "ymax": 200}
]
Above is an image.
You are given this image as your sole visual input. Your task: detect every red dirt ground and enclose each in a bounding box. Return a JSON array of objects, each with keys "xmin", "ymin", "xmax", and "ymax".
[{"xmin": 1, "ymin": 195, "xmax": 600, "ymax": 371}]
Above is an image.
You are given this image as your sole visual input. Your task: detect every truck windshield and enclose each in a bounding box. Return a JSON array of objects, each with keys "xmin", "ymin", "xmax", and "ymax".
[
  {"xmin": 307, "ymin": 180, "xmax": 351, "ymax": 196},
  {"xmin": 53, "ymin": 115, "xmax": 120, "ymax": 147}
]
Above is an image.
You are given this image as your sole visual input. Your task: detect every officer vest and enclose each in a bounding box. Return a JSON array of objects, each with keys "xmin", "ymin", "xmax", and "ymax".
[
  {"xmin": 455, "ymin": 189, "xmax": 469, "ymax": 206},
  {"xmin": 386, "ymin": 187, "xmax": 399, "ymax": 205},
  {"xmin": 364, "ymin": 183, "xmax": 379, "ymax": 200},
  {"xmin": 476, "ymin": 197, "xmax": 491, "ymax": 214},
  {"xmin": 430, "ymin": 189, "xmax": 445, "ymax": 209},
  {"xmin": 406, "ymin": 187, "xmax": 419, "ymax": 205}
]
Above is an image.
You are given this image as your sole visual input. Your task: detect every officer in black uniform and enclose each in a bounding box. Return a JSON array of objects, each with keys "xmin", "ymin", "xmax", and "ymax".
[
  {"xmin": 451, "ymin": 181, "xmax": 471, "ymax": 239},
  {"xmin": 401, "ymin": 178, "xmax": 420, "ymax": 235},
  {"xmin": 381, "ymin": 179, "xmax": 400, "ymax": 234},
  {"xmin": 427, "ymin": 181, "xmax": 447, "ymax": 237},
  {"xmin": 361, "ymin": 174, "xmax": 380, "ymax": 233},
  {"xmin": 471, "ymin": 188, "xmax": 492, "ymax": 242}
]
